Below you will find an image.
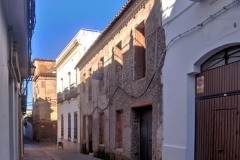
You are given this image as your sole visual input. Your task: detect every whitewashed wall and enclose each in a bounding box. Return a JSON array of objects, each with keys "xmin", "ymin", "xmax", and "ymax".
[
  {"xmin": 162, "ymin": 0, "xmax": 240, "ymax": 160},
  {"xmin": 56, "ymin": 29, "xmax": 100, "ymax": 152},
  {"xmin": 0, "ymin": 4, "xmax": 10, "ymax": 159},
  {"xmin": 57, "ymin": 51, "xmax": 79, "ymax": 92},
  {"xmin": 57, "ymin": 99, "xmax": 78, "ymax": 140},
  {"xmin": 24, "ymin": 121, "xmax": 33, "ymax": 139}
]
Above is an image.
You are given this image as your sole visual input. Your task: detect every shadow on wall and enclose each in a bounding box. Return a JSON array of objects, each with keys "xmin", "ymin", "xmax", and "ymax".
[
  {"xmin": 32, "ymin": 97, "xmax": 57, "ymax": 142},
  {"xmin": 77, "ymin": 1, "xmax": 166, "ymax": 160}
]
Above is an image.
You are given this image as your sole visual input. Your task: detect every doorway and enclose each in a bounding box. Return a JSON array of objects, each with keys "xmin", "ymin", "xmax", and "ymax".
[
  {"xmin": 195, "ymin": 45, "xmax": 240, "ymax": 159},
  {"xmin": 140, "ymin": 107, "xmax": 152, "ymax": 160}
]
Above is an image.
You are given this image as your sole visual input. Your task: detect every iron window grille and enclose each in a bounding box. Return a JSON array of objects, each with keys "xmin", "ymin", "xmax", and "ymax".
[
  {"xmin": 202, "ymin": 45, "xmax": 240, "ymax": 71},
  {"xmin": 74, "ymin": 112, "xmax": 77, "ymax": 139},
  {"xmin": 61, "ymin": 114, "xmax": 64, "ymax": 138},
  {"xmin": 68, "ymin": 113, "xmax": 71, "ymax": 138}
]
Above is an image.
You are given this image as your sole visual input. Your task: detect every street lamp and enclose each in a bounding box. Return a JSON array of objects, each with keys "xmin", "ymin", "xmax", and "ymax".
[{"xmin": 30, "ymin": 63, "xmax": 36, "ymax": 76}]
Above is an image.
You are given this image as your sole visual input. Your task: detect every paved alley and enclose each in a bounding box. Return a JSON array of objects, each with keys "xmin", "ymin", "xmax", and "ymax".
[{"xmin": 23, "ymin": 137, "xmax": 100, "ymax": 160}]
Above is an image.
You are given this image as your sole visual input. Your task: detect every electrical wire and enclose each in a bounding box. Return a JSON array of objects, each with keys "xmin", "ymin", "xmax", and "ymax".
[{"xmin": 67, "ymin": 0, "xmax": 240, "ymax": 116}]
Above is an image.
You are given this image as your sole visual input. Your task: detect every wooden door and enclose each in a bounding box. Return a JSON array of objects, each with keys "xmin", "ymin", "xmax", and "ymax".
[
  {"xmin": 195, "ymin": 95, "xmax": 240, "ymax": 160},
  {"xmin": 140, "ymin": 107, "xmax": 152, "ymax": 160},
  {"xmin": 88, "ymin": 115, "xmax": 93, "ymax": 153},
  {"xmin": 214, "ymin": 108, "xmax": 238, "ymax": 159}
]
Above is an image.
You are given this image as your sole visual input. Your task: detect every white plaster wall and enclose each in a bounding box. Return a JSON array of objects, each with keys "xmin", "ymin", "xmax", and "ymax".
[
  {"xmin": 57, "ymin": 99, "xmax": 79, "ymax": 149},
  {"xmin": 56, "ymin": 30, "xmax": 100, "ymax": 92},
  {"xmin": 24, "ymin": 121, "xmax": 33, "ymax": 139},
  {"xmin": 57, "ymin": 51, "xmax": 79, "ymax": 92},
  {"xmin": 56, "ymin": 30, "xmax": 100, "ymax": 152},
  {"xmin": 162, "ymin": 0, "xmax": 240, "ymax": 160},
  {"xmin": 0, "ymin": 1, "xmax": 10, "ymax": 159}
]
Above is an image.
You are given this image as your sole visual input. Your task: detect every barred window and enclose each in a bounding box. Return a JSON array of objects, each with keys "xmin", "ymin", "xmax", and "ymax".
[
  {"xmin": 202, "ymin": 45, "xmax": 240, "ymax": 71},
  {"xmin": 68, "ymin": 113, "xmax": 71, "ymax": 139},
  {"xmin": 99, "ymin": 112, "xmax": 105, "ymax": 144},
  {"xmin": 83, "ymin": 115, "xmax": 86, "ymax": 140},
  {"xmin": 74, "ymin": 112, "xmax": 77, "ymax": 139},
  {"xmin": 61, "ymin": 114, "xmax": 64, "ymax": 138}
]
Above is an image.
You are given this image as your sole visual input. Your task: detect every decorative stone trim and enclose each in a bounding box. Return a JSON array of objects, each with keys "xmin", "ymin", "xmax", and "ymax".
[
  {"xmin": 55, "ymin": 41, "xmax": 79, "ymax": 69},
  {"xmin": 130, "ymin": 100, "xmax": 152, "ymax": 108}
]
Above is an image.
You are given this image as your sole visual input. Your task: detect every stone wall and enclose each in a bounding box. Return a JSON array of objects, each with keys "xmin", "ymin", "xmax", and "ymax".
[
  {"xmin": 32, "ymin": 59, "xmax": 57, "ymax": 142},
  {"xmin": 77, "ymin": 0, "xmax": 165, "ymax": 159}
]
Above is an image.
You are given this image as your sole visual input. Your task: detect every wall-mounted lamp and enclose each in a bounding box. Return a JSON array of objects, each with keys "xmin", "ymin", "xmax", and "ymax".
[{"xmin": 30, "ymin": 64, "xmax": 36, "ymax": 76}]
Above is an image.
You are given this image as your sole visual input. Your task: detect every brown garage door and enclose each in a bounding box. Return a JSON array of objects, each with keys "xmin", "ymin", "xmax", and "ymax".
[
  {"xmin": 195, "ymin": 46, "xmax": 240, "ymax": 159},
  {"xmin": 195, "ymin": 96, "xmax": 240, "ymax": 160}
]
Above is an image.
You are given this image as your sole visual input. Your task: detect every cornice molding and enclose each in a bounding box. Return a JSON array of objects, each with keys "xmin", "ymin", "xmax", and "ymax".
[
  {"xmin": 33, "ymin": 73, "xmax": 56, "ymax": 82},
  {"xmin": 33, "ymin": 59, "xmax": 55, "ymax": 63},
  {"xmin": 76, "ymin": 0, "xmax": 148, "ymax": 70},
  {"xmin": 55, "ymin": 41, "xmax": 79, "ymax": 69}
]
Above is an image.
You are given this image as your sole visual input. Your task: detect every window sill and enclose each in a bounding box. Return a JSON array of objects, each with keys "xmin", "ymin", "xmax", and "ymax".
[
  {"xmin": 99, "ymin": 144, "xmax": 105, "ymax": 147},
  {"xmin": 67, "ymin": 137, "xmax": 71, "ymax": 141},
  {"xmin": 115, "ymin": 148, "xmax": 123, "ymax": 152}
]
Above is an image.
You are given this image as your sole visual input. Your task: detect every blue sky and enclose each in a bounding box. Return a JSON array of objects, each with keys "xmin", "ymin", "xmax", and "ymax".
[
  {"xmin": 28, "ymin": 0, "xmax": 128, "ymax": 108},
  {"xmin": 32, "ymin": 0, "xmax": 128, "ymax": 60}
]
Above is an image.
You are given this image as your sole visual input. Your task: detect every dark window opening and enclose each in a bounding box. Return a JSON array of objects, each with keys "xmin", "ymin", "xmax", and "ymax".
[
  {"xmin": 88, "ymin": 68, "xmax": 92, "ymax": 100},
  {"xmin": 115, "ymin": 41, "xmax": 123, "ymax": 71},
  {"xmin": 68, "ymin": 113, "xmax": 71, "ymax": 138},
  {"xmin": 99, "ymin": 112, "xmax": 105, "ymax": 144},
  {"xmin": 82, "ymin": 73, "xmax": 86, "ymax": 92},
  {"xmin": 61, "ymin": 114, "xmax": 64, "ymax": 138},
  {"xmin": 74, "ymin": 112, "xmax": 77, "ymax": 139},
  {"xmin": 83, "ymin": 115, "xmax": 86, "ymax": 140},
  {"xmin": 98, "ymin": 57, "xmax": 104, "ymax": 71}
]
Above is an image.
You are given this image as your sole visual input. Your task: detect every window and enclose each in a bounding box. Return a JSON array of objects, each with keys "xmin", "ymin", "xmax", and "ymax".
[
  {"xmin": 98, "ymin": 57, "xmax": 104, "ymax": 71},
  {"xmin": 135, "ymin": 21, "xmax": 146, "ymax": 80},
  {"xmin": 68, "ymin": 113, "xmax": 71, "ymax": 139},
  {"xmin": 61, "ymin": 114, "xmax": 64, "ymax": 138},
  {"xmin": 99, "ymin": 112, "xmax": 105, "ymax": 144},
  {"xmin": 83, "ymin": 115, "xmax": 86, "ymax": 140},
  {"xmin": 115, "ymin": 41, "xmax": 123, "ymax": 71},
  {"xmin": 201, "ymin": 45, "xmax": 240, "ymax": 71},
  {"xmin": 74, "ymin": 112, "xmax": 77, "ymax": 140},
  {"xmin": 61, "ymin": 78, "xmax": 63, "ymax": 91},
  {"xmin": 88, "ymin": 68, "xmax": 92, "ymax": 100},
  {"xmin": 116, "ymin": 110, "xmax": 123, "ymax": 148},
  {"xmin": 82, "ymin": 73, "xmax": 86, "ymax": 92},
  {"xmin": 68, "ymin": 72, "xmax": 71, "ymax": 86}
]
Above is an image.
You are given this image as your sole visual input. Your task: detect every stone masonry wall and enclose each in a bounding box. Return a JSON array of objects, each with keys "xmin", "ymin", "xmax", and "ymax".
[
  {"xmin": 32, "ymin": 60, "xmax": 57, "ymax": 142},
  {"xmin": 78, "ymin": 0, "xmax": 165, "ymax": 159}
]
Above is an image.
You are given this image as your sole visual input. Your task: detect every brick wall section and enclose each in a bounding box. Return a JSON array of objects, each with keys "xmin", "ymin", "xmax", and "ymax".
[
  {"xmin": 78, "ymin": 0, "xmax": 165, "ymax": 159},
  {"xmin": 32, "ymin": 59, "xmax": 57, "ymax": 142}
]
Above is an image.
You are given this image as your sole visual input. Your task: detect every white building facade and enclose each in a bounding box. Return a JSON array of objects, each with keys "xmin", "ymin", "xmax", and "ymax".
[
  {"xmin": 56, "ymin": 29, "xmax": 100, "ymax": 152},
  {"xmin": 162, "ymin": 0, "xmax": 240, "ymax": 160},
  {"xmin": 0, "ymin": 0, "xmax": 35, "ymax": 160}
]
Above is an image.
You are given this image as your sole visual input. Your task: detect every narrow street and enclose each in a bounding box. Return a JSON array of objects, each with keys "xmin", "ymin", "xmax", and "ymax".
[{"xmin": 23, "ymin": 137, "xmax": 100, "ymax": 160}]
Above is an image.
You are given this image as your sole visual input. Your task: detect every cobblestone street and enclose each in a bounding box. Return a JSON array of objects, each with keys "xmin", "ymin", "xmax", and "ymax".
[{"xmin": 23, "ymin": 137, "xmax": 100, "ymax": 160}]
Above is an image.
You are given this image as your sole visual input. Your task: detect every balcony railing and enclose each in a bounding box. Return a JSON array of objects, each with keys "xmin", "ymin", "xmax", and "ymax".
[
  {"xmin": 64, "ymin": 87, "xmax": 71, "ymax": 100},
  {"xmin": 57, "ymin": 92, "xmax": 64, "ymax": 104},
  {"xmin": 70, "ymin": 83, "xmax": 78, "ymax": 98}
]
